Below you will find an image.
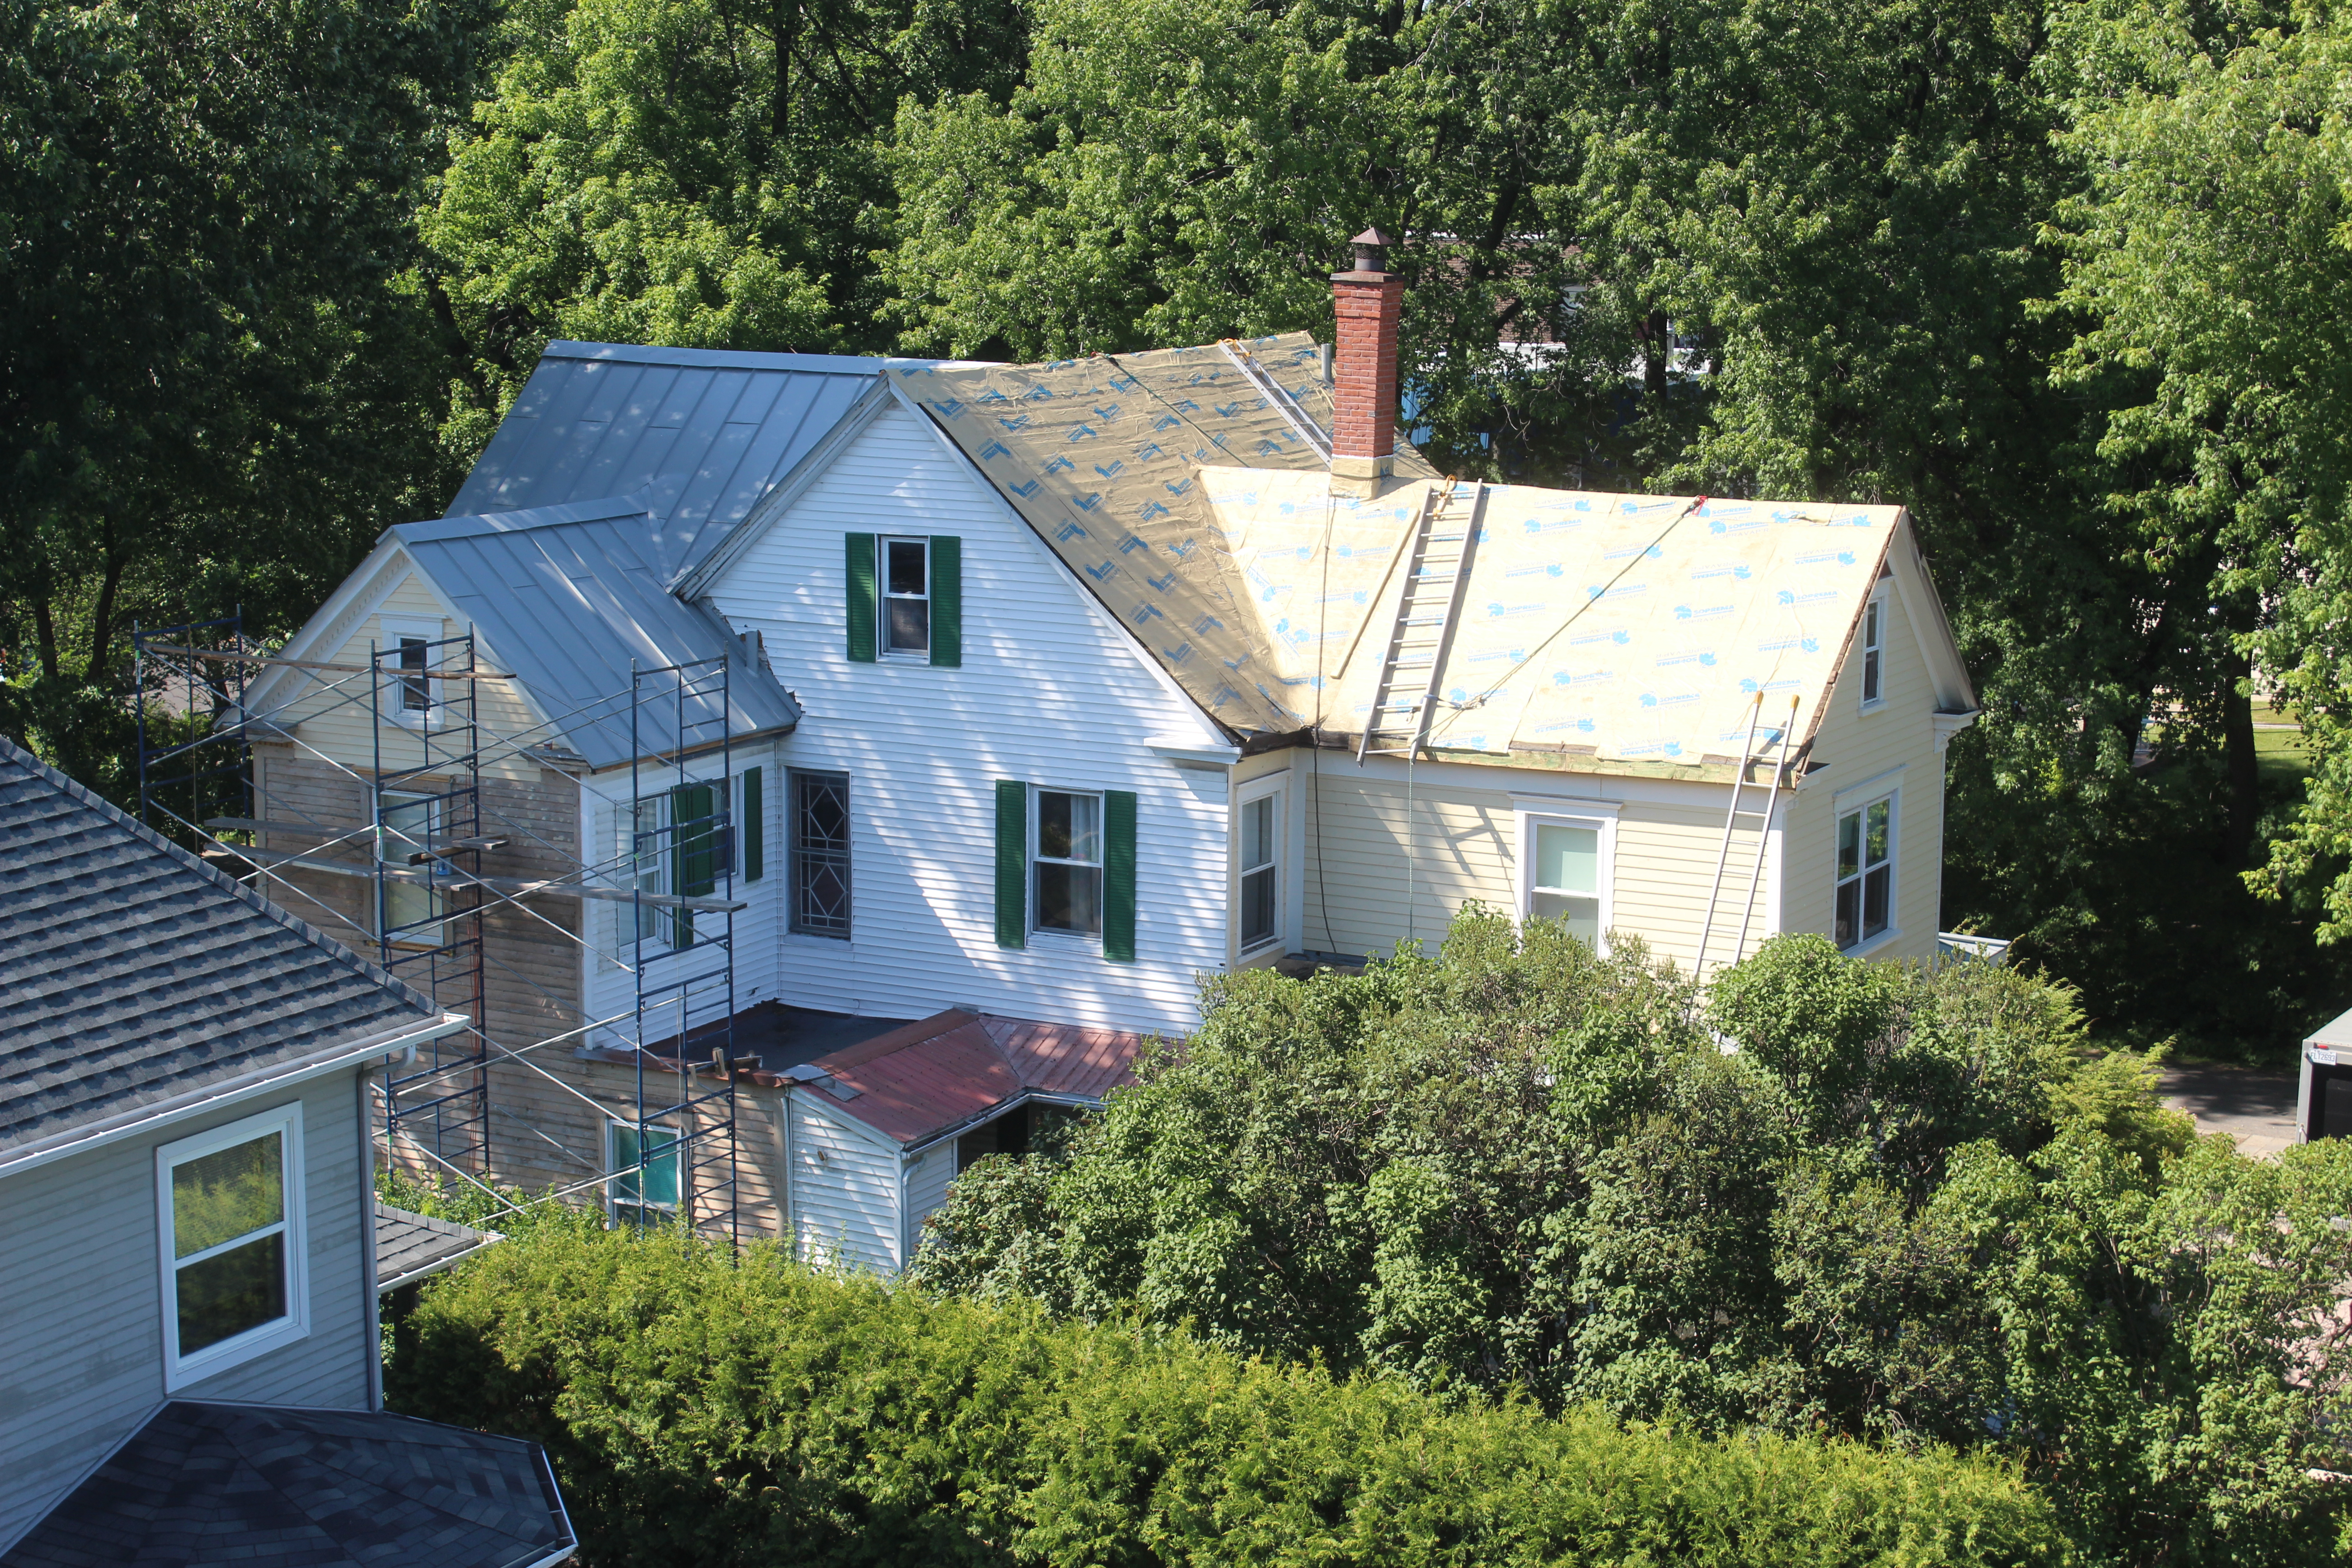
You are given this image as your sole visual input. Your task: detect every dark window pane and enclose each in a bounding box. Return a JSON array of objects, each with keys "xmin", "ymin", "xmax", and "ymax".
[
  {"xmin": 1036, "ymin": 862, "xmax": 1102, "ymax": 934},
  {"xmin": 1837, "ymin": 810, "xmax": 1860, "ymax": 879},
  {"xmin": 1039, "ymin": 792, "xmax": 1074, "ymax": 860},
  {"xmin": 399, "ymin": 637, "xmax": 430, "ymax": 711},
  {"xmin": 176, "ymin": 1232, "xmax": 285, "ymax": 1355},
  {"xmin": 1835, "ymin": 880, "xmax": 1858, "ymax": 948},
  {"xmin": 1242, "ymin": 865, "xmax": 1276, "ymax": 946},
  {"xmin": 1866, "ymin": 799, "xmax": 1890, "ymax": 866},
  {"xmin": 1864, "ymin": 865, "xmax": 1891, "ymax": 938},
  {"xmin": 886, "ymin": 598, "xmax": 929, "ymax": 652},
  {"xmin": 1862, "ymin": 648, "xmax": 1881, "ymax": 703},
  {"xmin": 887, "ymin": 540, "xmax": 927, "ymax": 597}
]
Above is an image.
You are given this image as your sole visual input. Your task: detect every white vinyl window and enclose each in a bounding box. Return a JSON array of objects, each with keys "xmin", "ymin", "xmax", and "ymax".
[
  {"xmin": 157, "ymin": 1103, "xmax": 308, "ymax": 1390},
  {"xmin": 1859, "ymin": 589, "xmax": 1887, "ymax": 709},
  {"xmin": 1835, "ymin": 791, "xmax": 1897, "ymax": 951},
  {"xmin": 631, "ymin": 795, "xmax": 671, "ymax": 947},
  {"xmin": 608, "ymin": 1120, "xmax": 681, "ymax": 1228},
  {"xmin": 377, "ymin": 790, "xmax": 444, "ymax": 948},
  {"xmin": 1034, "ymin": 789, "xmax": 1103, "ymax": 937},
  {"xmin": 1239, "ymin": 788, "xmax": 1281, "ymax": 952},
  {"xmin": 882, "ymin": 537, "xmax": 931, "ymax": 657},
  {"xmin": 379, "ymin": 617, "xmax": 444, "ymax": 727},
  {"xmin": 1516, "ymin": 804, "xmax": 1616, "ymax": 951}
]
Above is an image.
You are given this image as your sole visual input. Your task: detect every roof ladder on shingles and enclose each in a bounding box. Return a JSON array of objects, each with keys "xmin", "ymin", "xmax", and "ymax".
[
  {"xmin": 1219, "ymin": 341, "xmax": 1333, "ymax": 463},
  {"xmin": 1357, "ymin": 481, "xmax": 1489, "ymax": 762}
]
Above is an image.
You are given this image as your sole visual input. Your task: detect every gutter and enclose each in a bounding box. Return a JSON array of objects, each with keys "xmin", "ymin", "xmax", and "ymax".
[{"xmin": 0, "ymin": 1012, "xmax": 469, "ymax": 1181}]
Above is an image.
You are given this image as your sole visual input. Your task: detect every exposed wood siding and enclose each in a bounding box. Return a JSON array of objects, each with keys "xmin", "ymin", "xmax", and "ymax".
[
  {"xmin": 0, "ymin": 1074, "xmax": 373, "ymax": 1548},
  {"xmin": 902, "ymin": 1142, "xmax": 956, "ymax": 1262},
  {"xmin": 787, "ymin": 1092, "xmax": 900, "ymax": 1274},
  {"xmin": 705, "ymin": 404, "xmax": 1228, "ymax": 1036},
  {"xmin": 1780, "ymin": 576, "xmax": 1946, "ymax": 963}
]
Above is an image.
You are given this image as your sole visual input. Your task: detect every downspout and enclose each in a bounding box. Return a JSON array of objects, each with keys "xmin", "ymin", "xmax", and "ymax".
[
  {"xmin": 781, "ymin": 1084, "xmax": 795, "ymax": 1264},
  {"xmin": 358, "ymin": 1064, "xmax": 383, "ymax": 1411}
]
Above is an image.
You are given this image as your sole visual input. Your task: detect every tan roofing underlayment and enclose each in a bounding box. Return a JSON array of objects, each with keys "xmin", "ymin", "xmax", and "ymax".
[{"xmin": 894, "ymin": 333, "xmax": 1902, "ymax": 767}]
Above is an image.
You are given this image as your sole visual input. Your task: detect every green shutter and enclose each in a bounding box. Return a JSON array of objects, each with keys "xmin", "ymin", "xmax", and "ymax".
[
  {"xmin": 930, "ymin": 535, "xmax": 962, "ymax": 668},
  {"xmin": 671, "ymin": 782, "xmax": 717, "ymax": 948},
  {"xmin": 845, "ymin": 534, "xmax": 877, "ymax": 662},
  {"xmin": 994, "ymin": 780, "xmax": 1027, "ymax": 949},
  {"xmin": 741, "ymin": 768, "xmax": 763, "ymax": 882},
  {"xmin": 1104, "ymin": 790, "xmax": 1137, "ymax": 963}
]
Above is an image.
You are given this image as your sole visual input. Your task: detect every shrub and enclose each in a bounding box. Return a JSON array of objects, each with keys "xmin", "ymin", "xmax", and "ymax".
[{"xmin": 390, "ymin": 1223, "xmax": 2058, "ymax": 1567}]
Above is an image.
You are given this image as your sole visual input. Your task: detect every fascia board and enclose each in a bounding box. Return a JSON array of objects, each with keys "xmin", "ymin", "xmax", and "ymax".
[
  {"xmin": 674, "ymin": 374, "xmax": 895, "ymax": 599},
  {"xmin": 1890, "ymin": 513, "xmax": 1979, "ymax": 714},
  {"xmin": 241, "ymin": 539, "xmax": 411, "ymax": 715},
  {"xmin": 1346, "ymin": 748, "xmax": 1743, "ymax": 811},
  {"xmin": 0, "ymin": 1013, "xmax": 468, "ymax": 1182},
  {"xmin": 889, "ymin": 380, "xmax": 1240, "ymax": 750}
]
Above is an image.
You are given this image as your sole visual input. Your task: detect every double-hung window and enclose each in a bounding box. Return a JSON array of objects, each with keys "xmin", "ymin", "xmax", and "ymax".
[
  {"xmin": 882, "ymin": 538, "xmax": 931, "ymax": 657},
  {"xmin": 157, "ymin": 1104, "xmax": 306, "ymax": 1389},
  {"xmin": 608, "ymin": 1121, "xmax": 681, "ymax": 1228},
  {"xmin": 631, "ymin": 795, "xmax": 670, "ymax": 946},
  {"xmin": 1835, "ymin": 792, "xmax": 1896, "ymax": 950},
  {"xmin": 1238, "ymin": 788, "xmax": 1281, "ymax": 952},
  {"xmin": 1516, "ymin": 801, "xmax": 1616, "ymax": 950},
  {"xmin": 1034, "ymin": 790, "xmax": 1104, "ymax": 937},
  {"xmin": 1859, "ymin": 589, "xmax": 1887, "ymax": 709},
  {"xmin": 377, "ymin": 790, "xmax": 443, "ymax": 948},
  {"xmin": 790, "ymin": 770, "xmax": 851, "ymax": 937},
  {"xmin": 379, "ymin": 617, "xmax": 443, "ymax": 726}
]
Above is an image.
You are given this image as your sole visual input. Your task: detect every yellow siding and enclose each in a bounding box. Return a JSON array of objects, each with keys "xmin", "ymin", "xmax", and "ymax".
[
  {"xmin": 1779, "ymin": 578, "xmax": 1947, "ymax": 962},
  {"xmin": 270, "ymin": 562, "xmax": 546, "ymax": 785},
  {"xmin": 1614, "ymin": 798, "xmax": 1766, "ymax": 971}
]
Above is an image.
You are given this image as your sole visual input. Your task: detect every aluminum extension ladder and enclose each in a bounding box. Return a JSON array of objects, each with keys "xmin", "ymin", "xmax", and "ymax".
[
  {"xmin": 1692, "ymin": 692, "xmax": 1801, "ymax": 975},
  {"xmin": 1357, "ymin": 481, "xmax": 1489, "ymax": 760}
]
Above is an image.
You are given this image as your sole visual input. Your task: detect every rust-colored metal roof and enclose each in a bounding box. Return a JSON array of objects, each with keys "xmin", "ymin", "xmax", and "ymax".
[{"xmin": 805, "ymin": 1010, "xmax": 1151, "ymax": 1147}]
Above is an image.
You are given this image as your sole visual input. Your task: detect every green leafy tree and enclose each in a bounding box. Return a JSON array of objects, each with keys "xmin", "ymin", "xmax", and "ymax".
[{"xmin": 914, "ymin": 911, "xmax": 2351, "ymax": 1564}]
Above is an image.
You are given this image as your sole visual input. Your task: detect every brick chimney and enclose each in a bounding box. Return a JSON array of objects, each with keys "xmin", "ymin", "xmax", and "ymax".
[{"xmin": 1329, "ymin": 227, "xmax": 1403, "ymax": 498}]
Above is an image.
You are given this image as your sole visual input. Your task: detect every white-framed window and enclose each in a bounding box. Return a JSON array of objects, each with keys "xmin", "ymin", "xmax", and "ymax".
[
  {"xmin": 378, "ymin": 616, "xmax": 445, "ymax": 727},
  {"xmin": 1237, "ymin": 783, "xmax": 1283, "ymax": 953},
  {"xmin": 1859, "ymin": 588, "xmax": 1887, "ymax": 710},
  {"xmin": 607, "ymin": 1120, "xmax": 681, "ymax": 1228},
  {"xmin": 1514, "ymin": 801, "xmax": 1617, "ymax": 951},
  {"xmin": 1835, "ymin": 789, "xmax": 1897, "ymax": 951},
  {"xmin": 882, "ymin": 537, "xmax": 931, "ymax": 658},
  {"xmin": 1034, "ymin": 789, "xmax": 1104, "ymax": 938},
  {"xmin": 377, "ymin": 789, "xmax": 444, "ymax": 948},
  {"xmin": 157, "ymin": 1103, "xmax": 308, "ymax": 1390}
]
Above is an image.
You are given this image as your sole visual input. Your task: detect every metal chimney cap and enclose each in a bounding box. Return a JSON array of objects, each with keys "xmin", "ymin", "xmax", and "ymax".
[{"xmin": 1349, "ymin": 228, "xmax": 1398, "ymax": 273}]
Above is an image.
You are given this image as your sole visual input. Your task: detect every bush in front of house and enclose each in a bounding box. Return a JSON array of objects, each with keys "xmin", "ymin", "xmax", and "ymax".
[{"xmin": 388, "ymin": 1221, "xmax": 2058, "ymax": 1568}]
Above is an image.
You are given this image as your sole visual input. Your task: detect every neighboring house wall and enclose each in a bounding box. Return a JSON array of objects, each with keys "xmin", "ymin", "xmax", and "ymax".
[
  {"xmin": 787, "ymin": 1091, "xmax": 900, "ymax": 1273},
  {"xmin": 0, "ymin": 1074, "xmax": 373, "ymax": 1549},
  {"xmin": 1779, "ymin": 565, "xmax": 1946, "ymax": 964},
  {"xmin": 902, "ymin": 1142, "xmax": 956, "ymax": 1260},
  {"xmin": 705, "ymin": 402, "xmax": 1230, "ymax": 1036}
]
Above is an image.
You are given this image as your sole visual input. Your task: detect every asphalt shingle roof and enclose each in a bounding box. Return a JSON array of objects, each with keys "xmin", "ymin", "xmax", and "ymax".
[
  {"xmin": 0, "ymin": 1401, "xmax": 574, "ymax": 1568},
  {"xmin": 0, "ymin": 738, "xmax": 443, "ymax": 1158}
]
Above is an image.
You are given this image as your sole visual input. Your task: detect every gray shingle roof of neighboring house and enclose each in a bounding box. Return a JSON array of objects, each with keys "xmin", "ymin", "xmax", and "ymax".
[
  {"xmin": 0, "ymin": 1401, "xmax": 575, "ymax": 1568},
  {"xmin": 445, "ymin": 340, "xmax": 891, "ymax": 583},
  {"xmin": 0, "ymin": 737, "xmax": 447, "ymax": 1164},
  {"xmin": 388, "ymin": 495, "xmax": 803, "ymax": 769},
  {"xmin": 375, "ymin": 1200, "xmax": 502, "ymax": 1293}
]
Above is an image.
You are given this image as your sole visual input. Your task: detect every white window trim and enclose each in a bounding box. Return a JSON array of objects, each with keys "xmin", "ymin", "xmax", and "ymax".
[
  {"xmin": 156, "ymin": 1102, "xmax": 309, "ymax": 1392},
  {"xmin": 878, "ymin": 535, "xmax": 932, "ymax": 662},
  {"xmin": 1834, "ymin": 785, "xmax": 1901, "ymax": 956},
  {"xmin": 378, "ymin": 616, "xmax": 446, "ymax": 730},
  {"xmin": 1030, "ymin": 786, "xmax": 1106, "ymax": 946},
  {"xmin": 606, "ymin": 1118, "xmax": 683, "ymax": 1225},
  {"xmin": 1858, "ymin": 585, "xmax": 1889, "ymax": 713},
  {"xmin": 1235, "ymin": 774, "xmax": 1286, "ymax": 956},
  {"xmin": 1513, "ymin": 805, "xmax": 1617, "ymax": 952}
]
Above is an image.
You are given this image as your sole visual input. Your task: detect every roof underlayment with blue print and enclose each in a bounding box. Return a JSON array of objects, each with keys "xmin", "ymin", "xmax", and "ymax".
[{"xmin": 899, "ymin": 333, "xmax": 1907, "ymax": 764}]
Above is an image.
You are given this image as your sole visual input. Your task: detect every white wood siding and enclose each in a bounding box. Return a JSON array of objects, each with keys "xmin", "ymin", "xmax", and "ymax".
[
  {"xmin": 0, "ymin": 1073, "xmax": 374, "ymax": 1549},
  {"xmin": 706, "ymin": 404, "xmax": 1230, "ymax": 1036},
  {"xmin": 902, "ymin": 1143, "xmax": 956, "ymax": 1263},
  {"xmin": 787, "ymin": 1093, "xmax": 900, "ymax": 1274}
]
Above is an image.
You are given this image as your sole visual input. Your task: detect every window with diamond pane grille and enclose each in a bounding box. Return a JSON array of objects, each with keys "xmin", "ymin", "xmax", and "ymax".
[{"xmin": 792, "ymin": 771, "xmax": 851, "ymax": 936}]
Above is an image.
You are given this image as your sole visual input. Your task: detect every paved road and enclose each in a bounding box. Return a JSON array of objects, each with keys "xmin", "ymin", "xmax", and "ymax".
[{"xmin": 2159, "ymin": 1063, "xmax": 2301, "ymax": 1157}]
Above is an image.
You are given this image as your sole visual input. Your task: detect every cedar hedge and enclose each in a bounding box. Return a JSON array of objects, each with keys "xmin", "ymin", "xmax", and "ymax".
[{"xmin": 388, "ymin": 1220, "xmax": 2060, "ymax": 1567}]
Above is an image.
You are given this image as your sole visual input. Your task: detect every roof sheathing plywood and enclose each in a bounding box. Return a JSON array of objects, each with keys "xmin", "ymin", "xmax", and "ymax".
[{"xmin": 904, "ymin": 335, "xmax": 1905, "ymax": 766}]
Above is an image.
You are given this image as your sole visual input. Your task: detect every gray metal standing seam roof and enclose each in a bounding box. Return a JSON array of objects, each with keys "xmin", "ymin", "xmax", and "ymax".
[
  {"xmin": 388, "ymin": 497, "xmax": 802, "ymax": 769},
  {"xmin": 445, "ymin": 340, "xmax": 889, "ymax": 583},
  {"xmin": 0, "ymin": 738, "xmax": 443, "ymax": 1157}
]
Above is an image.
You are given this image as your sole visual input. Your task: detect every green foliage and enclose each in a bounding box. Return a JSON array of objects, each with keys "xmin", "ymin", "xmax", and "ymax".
[
  {"xmin": 915, "ymin": 911, "xmax": 2352, "ymax": 1566},
  {"xmin": 392, "ymin": 1219, "xmax": 2059, "ymax": 1566}
]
